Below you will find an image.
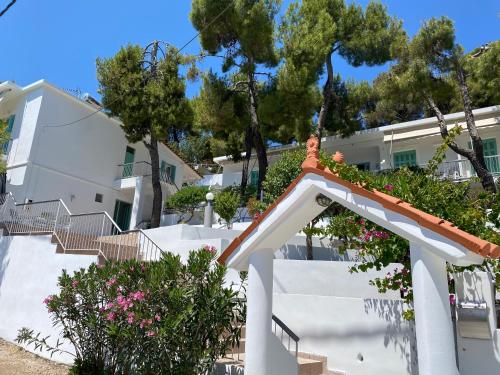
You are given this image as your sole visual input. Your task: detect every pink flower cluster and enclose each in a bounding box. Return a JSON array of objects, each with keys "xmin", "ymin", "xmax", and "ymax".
[
  {"xmin": 203, "ymin": 245, "xmax": 217, "ymax": 255},
  {"xmin": 384, "ymin": 184, "xmax": 394, "ymax": 192},
  {"xmin": 43, "ymin": 295, "xmax": 54, "ymax": 305},
  {"xmin": 361, "ymin": 229, "xmax": 389, "ymax": 242}
]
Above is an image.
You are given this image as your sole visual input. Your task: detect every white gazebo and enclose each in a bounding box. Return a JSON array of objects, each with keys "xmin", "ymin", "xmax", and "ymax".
[{"xmin": 218, "ymin": 136, "xmax": 499, "ymax": 375}]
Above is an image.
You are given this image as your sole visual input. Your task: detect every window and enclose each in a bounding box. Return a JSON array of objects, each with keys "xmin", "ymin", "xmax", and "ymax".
[
  {"xmin": 468, "ymin": 138, "xmax": 499, "ymax": 173},
  {"xmin": 393, "ymin": 150, "xmax": 417, "ymax": 169},
  {"xmin": 250, "ymin": 170, "xmax": 259, "ymax": 186},
  {"xmin": 356, "ymin": 162, "xmax": 370, "ymax": 171},
  {"xmin": 161, "ymin": 161, "xmax": 176, "ymax": 183},
  {"xmin": 95, "ymin": 193, "xmax": 103, "ymax": 203}
]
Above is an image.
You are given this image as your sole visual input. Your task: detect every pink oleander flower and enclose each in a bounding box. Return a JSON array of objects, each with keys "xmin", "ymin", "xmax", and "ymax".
[
  {"xmin": 127, "ymin": 312, "xmax": 135, "ymax": 324},
  {"xmin": 43, "ymin": 295, "xmax": 54, "ymax": 305},
  {"xmin": 155, "ymin": 314, "xmax": 161, "ymax": 322},
  {"xmin": 140, "ymin": 263, "xmax": 146, "ymax": 272},
  {"xmin": 132, "ymin": 291, "xmax": 145, "ymax": 301},
  {"xmin": 146, "ymin": 331, "xmax": 156, "ymax": 337},
  {"xmin": 106, "ymin": 278, "xmax": 117, "ymax": 287},
  {"xmin": 384, "ymin": 184, "xmax": 394, "ymax": 192},
  {"xmin": 203, "ymin": 245, "xmax": 217, "ymax": 254},
  {"xmin": 105, "ymin": 302, "xmax": 114, "ymax": 310},
  {"xmin": 72, "ymin": 280, "xmax": 79, "ymax": 288},
  {"xmin": 106, "ymin": 312, "xmax": 116, "ymax": 321}
]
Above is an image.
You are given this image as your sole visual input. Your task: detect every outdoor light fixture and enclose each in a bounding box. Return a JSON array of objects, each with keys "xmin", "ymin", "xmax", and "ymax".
[
  {"xmin": 206, "ymin": 192, "xmax": 214, "ymax": 201},
  {"xmin": 315, "ymin": 193, "xmax": 332, "ymax": 207}
]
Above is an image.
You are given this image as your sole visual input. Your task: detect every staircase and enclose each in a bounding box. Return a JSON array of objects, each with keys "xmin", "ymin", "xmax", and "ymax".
[
  {"xmin": 0, "ymin": 192, "xmax": 163, "ymax": 262},
  {"xmin": 216, "ymin": 319, "xmax": 340, "ymax": 375}
]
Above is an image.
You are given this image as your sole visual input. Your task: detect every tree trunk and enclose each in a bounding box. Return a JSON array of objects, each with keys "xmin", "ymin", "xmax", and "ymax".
[
  {"xmin": 306, "ymin": 230, "xmax": 314, "ymax": 260},
  {"xmin": 240, "ymin": 125, "xmax": 253, "ymax": 198},
  {"xmin": 316, "ymin": 52, "xmax": 334, "ymax": 149},
  {"xmin": 247, "ymin": 68, "xmax": 268, "ymax": 198},
  {"xmin": 426, "ymin": 95, "xmax": 496, "ymax": 193},
  {"xmin": 454, "ymin": 60, "xmax": 497, "ymax": 193},
  {"xmin": 145, "ymin": 135, "xmax": 163, "ymax": 228}
]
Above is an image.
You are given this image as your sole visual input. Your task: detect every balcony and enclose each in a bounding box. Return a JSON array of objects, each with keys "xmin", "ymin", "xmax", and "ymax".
[
  {"xmin": 379, "ymin": 155, "xmax": 500, "ymax": 181},
  {"xmin": 115, "ymin": 161, "xmax": 176, "ymax": 189}
]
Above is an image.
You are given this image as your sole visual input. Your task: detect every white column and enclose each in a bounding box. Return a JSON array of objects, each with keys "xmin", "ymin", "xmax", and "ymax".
[
  {"xmin": 410, "ymin": 242, "xmax": 459, "ymax": 375},
  {"xmin": 245, "ymin": 250, "xmax": 274, "ymax": 375},
  {"xmin": 129, "ymin": 176, "xmax": 144, "ymax": 229}
]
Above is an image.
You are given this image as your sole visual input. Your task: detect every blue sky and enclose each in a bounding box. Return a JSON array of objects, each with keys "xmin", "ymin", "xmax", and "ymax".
[{"xmin": 2, "ymin": 0, "xmax": 499, "ymax": 99}]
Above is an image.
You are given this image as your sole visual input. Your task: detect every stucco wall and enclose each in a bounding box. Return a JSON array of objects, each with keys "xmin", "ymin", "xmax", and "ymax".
[
  {"xmin": 0, "ymin": 235, "xmax": 96, "ymax": 363},
  {"xmin": 272, "ymin": 260, "xmax": 418, "ymax": 375}
]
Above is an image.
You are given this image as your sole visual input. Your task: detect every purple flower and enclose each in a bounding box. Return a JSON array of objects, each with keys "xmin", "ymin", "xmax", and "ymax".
[
  {"xmin": 449, "ymin": 294, "xmax": 456, "ymax": 306},
  {"xmin": 132, "ymin": 291, "xmax": 145, "ymax": 301},
  {"xmin": 384, "ymin": 184, "xmax": 394, "ymax": 192}
]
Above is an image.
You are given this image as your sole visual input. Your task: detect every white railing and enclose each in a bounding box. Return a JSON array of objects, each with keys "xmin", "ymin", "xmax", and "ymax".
[
  {"xmin": 0, "ymin": 192, "xmax": 163, "ymax": 262},
  {"xmin": 378, "ymin": 155, "xmax": 500, "ymax": 181}
]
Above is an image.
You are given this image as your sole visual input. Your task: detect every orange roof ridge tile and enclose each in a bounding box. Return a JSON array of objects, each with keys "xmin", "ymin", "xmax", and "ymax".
[{"xmin": 218, "ymin": 137, "xmax": 500, "ymax": 264}]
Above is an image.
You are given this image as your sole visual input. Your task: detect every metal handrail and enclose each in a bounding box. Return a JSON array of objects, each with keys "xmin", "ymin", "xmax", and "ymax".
[
  {"xmin": 0, "ymin": 192, "xmax": 164, "ymax": 262},
  {"xmin": 272, "ymin": 314, "xmax": 299, "ymax": 357}
]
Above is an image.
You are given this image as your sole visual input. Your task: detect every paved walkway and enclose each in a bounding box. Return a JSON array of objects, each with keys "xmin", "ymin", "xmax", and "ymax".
[{"xmin": 0, "ymin": 339, "xmax": 69, "ymax": 375}]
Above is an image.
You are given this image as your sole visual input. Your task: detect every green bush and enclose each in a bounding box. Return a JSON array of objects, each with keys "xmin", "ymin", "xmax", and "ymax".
[
  {"xmin": 164, "ymin": 185, "xmax": 209, "ymax": 223},
  {"xmin": 214, "ymin": 190, "xmax": 240, "ymax": 228},
  {"xmin": 17, "ymin": 249, "xmax": 245, "ymax": 375}
]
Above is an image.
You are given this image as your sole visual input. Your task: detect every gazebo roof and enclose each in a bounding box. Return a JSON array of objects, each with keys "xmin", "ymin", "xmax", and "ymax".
[{"xmin": 219, "ymin": 136, "xmax": 500, "ymax": 270}]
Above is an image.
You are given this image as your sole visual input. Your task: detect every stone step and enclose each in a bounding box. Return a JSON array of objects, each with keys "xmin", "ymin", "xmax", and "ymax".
[{"xmin": 298, "ymin": 356, "xmax": 324, "ymax": 375}]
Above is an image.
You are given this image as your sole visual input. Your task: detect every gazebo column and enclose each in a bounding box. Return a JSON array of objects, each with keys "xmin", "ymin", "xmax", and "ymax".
[
  {"xmin": 410, "ymin": 242, "xmax": 459, "ymax": 375},
  {"xmin": 245, "ymin": 250, "xmax": 274, "ymax": 375}
]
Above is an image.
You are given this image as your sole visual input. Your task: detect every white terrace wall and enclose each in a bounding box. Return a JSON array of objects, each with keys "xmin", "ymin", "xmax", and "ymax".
[
  {"xmin": 0, "ymin": 235, "xmax": 96, "ymax": 364},
  {"xmin": 272, "ymin": 260, "xmax": 418, "ymax": 375}
]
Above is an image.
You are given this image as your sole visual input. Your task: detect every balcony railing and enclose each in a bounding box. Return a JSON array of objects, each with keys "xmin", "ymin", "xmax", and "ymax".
[
  {"xmin": 117, "ymin": 161, "xmax": 176, "ymax": 186},
  {"xmin": 378, "ymin": 155, "xmax": 500, "ymax": 181}
]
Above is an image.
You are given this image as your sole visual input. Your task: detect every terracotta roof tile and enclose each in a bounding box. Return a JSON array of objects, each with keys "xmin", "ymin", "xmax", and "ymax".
[{"xmin": 218, "ymin": 139, "xmax": 500, "ymax": 264}]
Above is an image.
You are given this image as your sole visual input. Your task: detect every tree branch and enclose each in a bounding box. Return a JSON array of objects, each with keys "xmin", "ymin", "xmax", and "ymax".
[{"xmin": 0, "ymin": 0, "xmax": 17, "ymax": 18}]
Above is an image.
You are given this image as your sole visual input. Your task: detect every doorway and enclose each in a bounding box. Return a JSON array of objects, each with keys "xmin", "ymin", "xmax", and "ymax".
[{"xmin": 113, "ymin": 199, "xmax": 132, "ymax": 230}]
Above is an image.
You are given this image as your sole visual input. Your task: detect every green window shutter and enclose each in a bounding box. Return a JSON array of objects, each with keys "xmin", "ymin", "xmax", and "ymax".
[
  {"xmin": 122, "ymin": 146, "xmax": 135, "ymax": 178},
  {"xmin": 483, "ymin": 138, "xmax": 499, "ymax": 173},
  {"xmin": 169, "ymin": 164, "xmax": 176, "ymax": 183},
  {"xmin": 250, "ymin": 170, "xmax": 259, "ymax": 186},
  {"xmin": 6, "ymin": 115, "xmax": 15, "ymax": 133},
  {"xmin": 393, "ymin": 150, "xmax": 417, "ymax": 169}
]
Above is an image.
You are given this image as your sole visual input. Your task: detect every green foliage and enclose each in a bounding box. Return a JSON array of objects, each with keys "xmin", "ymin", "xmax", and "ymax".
[
  {"xmin": 17, "ymin": 251, "xmax": 245, "ymax": 375},
  {"xmin": 97, "ymin": 45, "xmax": 192, "ymax": 144},
  {"xmin": 0, "ymin": 119, "xmax": 10, "ymax": 172},
  {"xmin": 164, "ymin": 185, "xmax": 209, "ymax": 223},
  {"xmin": 465, "ymin": 40, "xmax": 500, "ymax": 108},
  {"xmin": 262, "ymin": 148, "xmax": 306, "ymax": 204},
  {"xmin": 279, "ymin": 0, "xmax": 404, "ymax": 136},
  {"xmin": 168, "ymin": 134, "xmax": 212, "ymax": 165},
  {"xmin": 214, "ymin": 190, "xmax": 241, "ymax": 228}
]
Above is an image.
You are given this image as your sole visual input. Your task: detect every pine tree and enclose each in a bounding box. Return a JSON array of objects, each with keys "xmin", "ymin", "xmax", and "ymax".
[
  {"xmin": 190, "ymin": 0, "xmax": 280, "ymax": 197},
  {"xmin": 97, "ymin": 43, "xmax": 192, "ymax": 228}
]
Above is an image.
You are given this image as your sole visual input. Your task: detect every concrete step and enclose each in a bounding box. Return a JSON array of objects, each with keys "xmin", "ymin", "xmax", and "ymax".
[{"xmin": 298, "ymin": 356, "xmax": 324, "ymax": 375}]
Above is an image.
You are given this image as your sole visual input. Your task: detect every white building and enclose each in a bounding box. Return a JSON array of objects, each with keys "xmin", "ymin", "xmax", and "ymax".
[
  {"xmin": 0, "ymin": 80, "xmax": 201, "ymax": 229},
  {"xmin": 214, "ymin": 105, "xmax": 500, "ymax": 188}
]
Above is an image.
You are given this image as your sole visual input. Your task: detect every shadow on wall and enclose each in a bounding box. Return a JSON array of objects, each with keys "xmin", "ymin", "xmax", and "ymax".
[
  {"xmin": 277, "ymin": 243, "xmax": 370, "ymax": 262},
  {"xmin": 364, "ymin": 298, "xmax": 418, "ymax": 375},
  {"xmin": 0, "ymin": 234, "xmax": 13, "ymax": 298}
]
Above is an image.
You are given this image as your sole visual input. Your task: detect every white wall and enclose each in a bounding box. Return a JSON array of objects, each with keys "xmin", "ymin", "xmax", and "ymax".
[
  {"xmin": 0, "ymin": 235, "xmax": 96, "ymax": 364},
  {"xmin": 272, "ymin": 260, "xmax": 418, "ymax": 375},
  {"xmin": 3, "ymin": 84, "xmax": 190, "ymax": 226}
]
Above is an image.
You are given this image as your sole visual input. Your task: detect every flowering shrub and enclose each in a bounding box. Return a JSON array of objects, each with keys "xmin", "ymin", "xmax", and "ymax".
[
  {"xmin": 17, "ymin": 248, "xmax": 245, "ymax": 375},
  {"xmin": 261, "ymin": 147, "xmax": 499, "ymax": 320}
]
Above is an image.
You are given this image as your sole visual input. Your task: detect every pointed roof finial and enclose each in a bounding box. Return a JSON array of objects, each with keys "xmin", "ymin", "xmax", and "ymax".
[{"xmin": 302, "ymin": 135, "xmax": 324, "ymax": 170}]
